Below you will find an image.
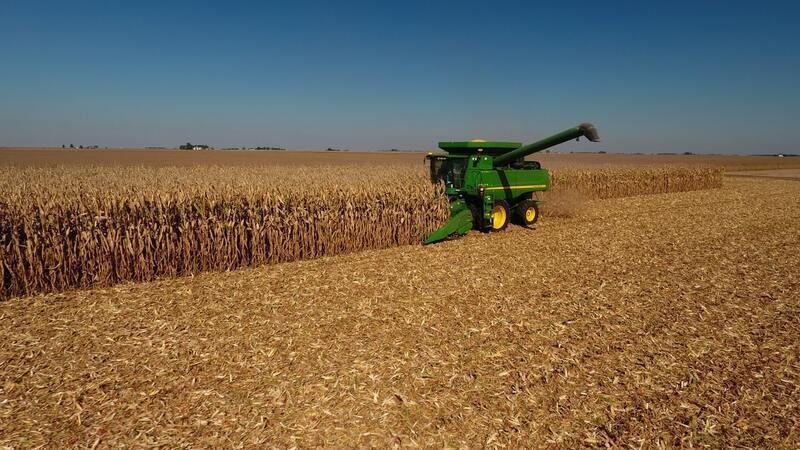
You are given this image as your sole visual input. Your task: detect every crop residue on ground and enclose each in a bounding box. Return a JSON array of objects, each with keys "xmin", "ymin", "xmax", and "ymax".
[{"xmin": 1, "ymin": 177, "xmax": 798, "ymax": 447}]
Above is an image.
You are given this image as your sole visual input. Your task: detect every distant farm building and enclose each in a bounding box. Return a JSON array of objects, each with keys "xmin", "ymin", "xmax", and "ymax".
[{"xmin": 179, "ymin": 142, "xmax": 212, "ymax": 150}]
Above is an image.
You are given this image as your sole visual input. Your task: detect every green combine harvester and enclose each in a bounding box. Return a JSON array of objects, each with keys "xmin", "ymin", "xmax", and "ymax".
[{"xmin": 423, "ymin": 123, "xmax": 600, "ymax": 244}]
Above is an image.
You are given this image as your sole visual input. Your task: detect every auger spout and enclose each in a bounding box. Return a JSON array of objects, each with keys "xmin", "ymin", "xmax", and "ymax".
[{"xmin": 492, "ymin": 123, "xmax": 600, "ymax": 167}]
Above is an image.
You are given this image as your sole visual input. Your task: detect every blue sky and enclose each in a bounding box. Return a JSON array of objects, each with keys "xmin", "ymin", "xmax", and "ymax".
[{"xmin": 1, "ymin": 0, "xmax": 798, "ymax": 153}]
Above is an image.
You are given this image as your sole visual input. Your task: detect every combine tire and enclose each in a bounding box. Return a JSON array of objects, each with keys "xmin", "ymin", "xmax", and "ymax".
[
  {"xmin": 490, "ymin": 201, "xmax": 510, "ymax": 231},
  {"xmin": 518, "ymin": 200, "xmax": 539, "ymax": 227}
]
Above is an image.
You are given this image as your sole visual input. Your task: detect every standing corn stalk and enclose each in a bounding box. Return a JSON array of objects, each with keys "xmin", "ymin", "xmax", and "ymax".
[{"xmin": 0, "ymin": 165, "xmax": 720, "ymax": 300}]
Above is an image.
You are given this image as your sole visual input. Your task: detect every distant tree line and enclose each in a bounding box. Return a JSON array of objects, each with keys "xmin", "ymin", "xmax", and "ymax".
[
  {"xmin": 62, "ymin": 144, "xmax": 100, "ymax": 149},
  {"xmin": 178, "ymin": 142, "xmax": 287, "ymax": 151}
]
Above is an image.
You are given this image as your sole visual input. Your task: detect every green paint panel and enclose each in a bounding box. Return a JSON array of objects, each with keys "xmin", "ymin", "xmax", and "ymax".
[{"xmin": 422, "ymin": 200, "xmax": 473, "ymax": 244}]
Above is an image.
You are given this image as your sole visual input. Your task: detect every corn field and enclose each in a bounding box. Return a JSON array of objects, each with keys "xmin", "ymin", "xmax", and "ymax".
[
  {"xmin": 551, "ymin": 167, "xmax": 722, "ymax": 199},
  {"xmin": 0, "ymin": 165, "xmax": 721, "ymax": 300}
]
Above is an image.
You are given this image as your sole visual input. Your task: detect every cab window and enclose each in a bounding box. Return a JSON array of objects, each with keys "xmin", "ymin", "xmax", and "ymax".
[{"xmin": 430, "ymin": 157, "xmax": 466, "ymax": 188}]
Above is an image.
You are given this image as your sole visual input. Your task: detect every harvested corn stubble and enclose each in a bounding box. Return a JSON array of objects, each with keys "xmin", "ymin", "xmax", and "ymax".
[{"xmin": 0, "ymin": 177, "xmax": 798, "ymax": 447}]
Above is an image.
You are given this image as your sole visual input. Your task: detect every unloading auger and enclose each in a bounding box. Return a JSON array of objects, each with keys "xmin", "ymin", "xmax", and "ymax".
[{"xmin": 423, "ymin": 123, "xmax": 600, "ymax": 244}]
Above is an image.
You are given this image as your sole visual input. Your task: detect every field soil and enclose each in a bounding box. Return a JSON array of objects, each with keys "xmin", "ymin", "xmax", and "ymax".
[{"xmin": 2, "ymin": 177, "xmax": 798, "ymax": 447}]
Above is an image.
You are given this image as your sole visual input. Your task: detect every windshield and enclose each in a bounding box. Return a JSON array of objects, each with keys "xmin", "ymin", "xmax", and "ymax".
[{"xmin": 430, "ymin": 157, "xmax": 467, "ymax": 189}]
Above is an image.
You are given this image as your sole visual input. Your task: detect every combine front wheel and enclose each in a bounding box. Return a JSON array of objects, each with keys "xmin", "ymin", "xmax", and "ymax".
[
  {"xmin": 518, "ymin": 200, "xmax": 539, "ymax": 227},
  {"xmin": 490, "ymin": 201, "xmax": 510, "ymax": 231}
]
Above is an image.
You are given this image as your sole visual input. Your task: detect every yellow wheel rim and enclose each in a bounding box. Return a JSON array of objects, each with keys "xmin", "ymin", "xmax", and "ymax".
[
  {"xmin": 525, "ymin": 207, "xmax": 536, "ymax": 222},
  {"xmin": 491, "ymin": 205, "xmax": 507, "ymax": 230}
]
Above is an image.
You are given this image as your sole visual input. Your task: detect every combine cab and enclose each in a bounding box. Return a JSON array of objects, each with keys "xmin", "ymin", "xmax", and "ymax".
[{"xmin": 424, "ymin": 123, "xmax": 600, "ymax": 244}]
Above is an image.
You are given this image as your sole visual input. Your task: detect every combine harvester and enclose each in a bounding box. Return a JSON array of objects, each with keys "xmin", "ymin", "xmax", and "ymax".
[{"xmin": 424, "ymin": 123, "xmax": 600, "ymax": 244}]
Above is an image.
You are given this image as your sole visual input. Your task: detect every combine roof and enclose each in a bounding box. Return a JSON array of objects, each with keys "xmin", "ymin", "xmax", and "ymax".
[{"xmin": 437, "ymin": 140, "xmax": 522, "ymax": 154}]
